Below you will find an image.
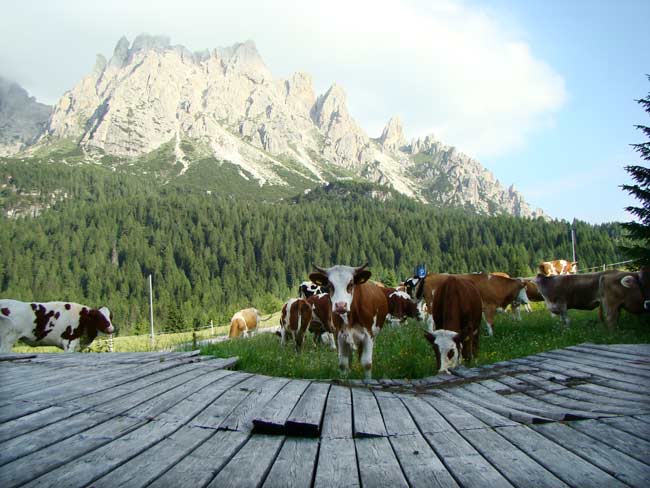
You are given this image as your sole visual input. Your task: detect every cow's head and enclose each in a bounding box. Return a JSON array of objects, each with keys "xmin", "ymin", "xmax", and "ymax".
[
  {"xmin": 568, "ymin": 261, "xmax": 578, "ymax": 274},
  {"xmin": 310, "ymin": 263, "xmax": 371, "ymax": 316},
  {"xmin": 622, "ymin": 267, "xmax": 650, "ymax": 311},
  {"xmin": 538, "ymin": 263, "xmax": 554, "ymax": 276},
  {"xmin": 299, "ymin": 281, "xmax": 328, "ymax": 299},
  {"xmin": 511, "ymin": 279, "xmax": 529, "ymax": 306},
  {"xmin": 404, "ymin": 276, "xmax": 424, "ymax": 301},
  {"xmin": 424, "ymin": 330, "xmax": 461, "ymax": 373},
  {"xmin": 97, "ymin": 307, "xmax": 115, "ymax": 334}
]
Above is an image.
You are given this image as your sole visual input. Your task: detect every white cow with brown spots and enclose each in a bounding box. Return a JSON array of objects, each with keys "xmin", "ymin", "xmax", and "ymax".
[{"xmin": 0, "ymin": 299, "xmax": 114, "ymax": 352}]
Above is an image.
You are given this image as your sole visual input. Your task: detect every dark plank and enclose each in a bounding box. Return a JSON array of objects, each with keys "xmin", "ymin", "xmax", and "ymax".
[
  {"xmin": 285, "ymin": 382, "xmax": 330, "ymax": 437},
  {"xmin": 352, "ymin": 387, "xmax": 387, "ymax": 437},
  {"xmin": 497, "ymin": 425, "xmax": 628, "ymax": 488},
  {"xmin": 205, "ymin": 435, "xmax": 284, "ymax": 488},
  {"xmin": 207, "ymin": 375, "xmax": 289, "ymax": 433},
  {"xmin": 262, "ymin": 437, "xmax": 319, "ymax": 488},
  {"xmin": 461, "ymin": 428, "xmax": 569, "ymax": 488},
  {"xmin": 388, "ymin": 433, "xmax": 459, "ymax": 488},
  {"xmin": 355, "ymin": 437, "xmax": 409, "ymax": 488},
  {"xmin": 314, "ymin": 437, "xmax": 359, "ymax": 488},
  {"xmin": 527, "ymin": 387, "xmax": 650, "ymax": 415},
  {"xmin": 533, "ymin": 422, "xmax": 650, "ymax": 487},
  {"xmin": 601, "ymin": 416, "xmax": 650, "ymax": 442},
  {"xmin": 147, "ymin": 430, "xmax": 249, "ymax": 488},
  {"xmin": 252, "ymin": 379, "xmax": 311, "ymax": 434},
  {"xmin": 570, "ymin": 419, "xmax": 650, "ymax": 465},
  {"xmin": 374, "ymin": 391, "xmax": 420, "ymax": 436},
  {"xmin": 320, "ymin": 385, "xmax": 353, "ymax": 439}
]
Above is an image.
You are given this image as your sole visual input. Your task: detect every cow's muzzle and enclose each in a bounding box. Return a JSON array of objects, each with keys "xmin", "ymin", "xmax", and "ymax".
[
  {"xmin": 333, "ymin": 302, "xmax": 349, "ymax": 316},
  {"xmin": 106, "ymin": 325, "xmax": 115, "ymax": 334}
]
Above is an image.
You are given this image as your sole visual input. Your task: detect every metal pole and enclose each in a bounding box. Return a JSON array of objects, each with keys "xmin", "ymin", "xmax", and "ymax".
[
  {"xmin": 571, "ymin": 227, "xmax": 577, "ymax": 272},
  {"xmin": 148, "ymin": 274, "xmax": 154, "ymax": 348},
  {"xmin": 210, "ymin": 319, "xmax": 214, "ymax": 336}
]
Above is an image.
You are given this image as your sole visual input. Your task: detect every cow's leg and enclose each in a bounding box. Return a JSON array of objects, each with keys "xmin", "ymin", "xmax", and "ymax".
[
  {"xmin": 484, "ymin": 306, "xmax": 496, "ymax": 336},
  {"xmin": 360, "ymin": 330, "xmax": 374, "ymax": 380},
  {"xmin": 280, "ymin": 327, "xmax": 287, "ymax": 347},
  {"xmin": 337, "ymin": 332, "xmax": 352, "ymax": 374},
  {"xmin": 524, "ymin": 303, "xmax": 532, "ymax": 313},
  {"xmin": 326, "ymin": 332, "xmax": 337, "ymax": 350},
  {"xmin": 559, "ymin": 304, "xmax": 570, "ymax": 326},
  {"xmin": 0, "ymin": 332, "xmax": 20, "ymax": 353}
]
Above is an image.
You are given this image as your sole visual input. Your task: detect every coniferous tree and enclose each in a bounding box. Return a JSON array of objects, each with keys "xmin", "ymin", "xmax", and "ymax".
[{"xmin": 621, "ymin": 76, "xmax": 650, "ymax": 266}]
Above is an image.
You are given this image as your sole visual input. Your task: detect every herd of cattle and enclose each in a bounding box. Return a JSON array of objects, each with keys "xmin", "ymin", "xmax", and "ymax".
[
  {"xmin": 229, "ymin": 259, "xmax": 650, "ymax": 378},
  {"xmin": 1, "ymin": 258, "xmax": 648, "ymax": 379}
]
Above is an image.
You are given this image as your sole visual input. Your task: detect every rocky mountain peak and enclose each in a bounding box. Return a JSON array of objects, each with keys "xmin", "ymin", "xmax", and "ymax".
[{"xmin": 379, "ymin": 116, "xmax": 406, "ymax": 152}]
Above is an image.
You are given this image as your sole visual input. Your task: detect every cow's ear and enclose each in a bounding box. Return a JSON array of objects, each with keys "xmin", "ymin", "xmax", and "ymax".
[
  {"xmin": 452, "ymin": 332, "xmax": 462, "ymax": 350},
  {"xmin": 423, "ymin": 331, "xmax": 435, "ymax": 345},
  {"xmin": 354, "ymin": 269, "xmax": 372, "ymax": 285},
  {"xmin": 309, "ymin": 272, "xmax": 328, "ymax": 287},
  {"xmin": 621, "ymin": 275, "xmax": 637, "ymax": 289}
]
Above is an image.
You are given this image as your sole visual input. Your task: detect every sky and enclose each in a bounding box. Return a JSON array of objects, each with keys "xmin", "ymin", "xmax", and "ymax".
[{"xmin": 1, "ymin": 0, "xmax": 649, "ymax": 223}]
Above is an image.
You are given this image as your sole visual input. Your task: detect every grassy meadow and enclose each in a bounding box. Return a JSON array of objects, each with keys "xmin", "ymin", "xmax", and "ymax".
[{"xmin": 200, "ymin": 306, "xmax": 650, "ymax": 380}]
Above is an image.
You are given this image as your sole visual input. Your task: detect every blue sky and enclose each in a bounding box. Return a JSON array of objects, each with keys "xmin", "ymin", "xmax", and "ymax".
[{"xmin": 1, "ymin": 0, "xmax": 648, "ymax": 223}]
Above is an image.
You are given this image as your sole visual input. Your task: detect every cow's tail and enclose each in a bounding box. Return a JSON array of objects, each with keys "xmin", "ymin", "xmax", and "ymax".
[{"xmin": 259, "ymin": 314, "xmax": 273, "ymax": 322}]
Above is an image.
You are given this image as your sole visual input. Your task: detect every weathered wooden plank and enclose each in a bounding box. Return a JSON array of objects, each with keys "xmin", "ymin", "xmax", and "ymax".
[
  {"xmin": 601, "ymin": 416, "xmax": 650, "ymax": 442},
  {"xmin": 634, "ymin": 413, "xmax": 650, "ymax": 423},
  {"xmin": 0, "ymin": 405, "xmax": 78, "ymax": 443},
  {"xmin": 388, "ymin": 433, "xmax": 459, "ymax": 488},
  {"xmin": 541, "ymin": 349, "xmax": 650, "ymax": 380},
  {"xmin": 461, "ymin": 428, "xmax": 569, "ymax": 488},
  {"xmin": 262, "ymin": 437, "xmax": 319, "ymax": 488},
  {"xmin": 88, "ymin": 426, "xmax": 213, "ymax": 488},
  {"xmin": 320, "ymin": 384, "xmax": 353, "ymax": 439},
  {"xmin": 374, "ymin": 391, "xmax": 420, "ymax": 436},
  {"xmin": 20, "ymin": 420, "xmax": 183, "ymax": 488},
  {"xmin": 314, "ymin": 437, "xmax": 359, "ymax": 488},
  {"xmin": 191, "ymin": 375, "xmax": 270, "ymax": 429},
  {"xmin": 497, "ymin": 425, "xmax": 628, "ymax": 488},
  {"xmin": 528, "ymin": 384, "xmax": 650, "ymax": 413},
  {"xmin": 205, "ymin": 435, "xmax": 284, "ymax": 488},
  {"xmin": 400, "ymin": 394, "xmax": 455, "ymax": 434},
  {"xmin": 355, "ymin": 437, "xmax": 409, "ymax": 488},
  {"xmin": 569, "ymin": 419, "xmax": 650, "ymax": 465},
  {"xmin": 533, "ymin": 421, "xmax": 650, "ymax": 487},
  {"xmin": 419, "ymin": 394, "xmax": 487, "ymax": 431},
  {"xmin": 147, "ymin": 430, "xmax": 249, "ymax": 488},
  {"xmin": 352, "ymin": 387, "xmax": 387, "ymax": 437},
  {"xmin": 575, "ymin": 343, "xmax": 650, "ymax": 360},
  {"xmin": 0, "ymin": 415, "xmax": 145, "ymax": 487},
  {"xmin": 566, "ymin": 345, "xmax": 650, "ymax": 368},
  {"xmin": 285, "ymin": 382, "xmax": 330, "ymax": 437},
  {"xmin": 423, "ymin": 430, "xmax": 514, "ymax": 488},
  {"xmin": 252, "ymin": 379, "xmax": 311, "ymax": 434},
  {"xmin": 434, "ymin": 390, "xmax": 519, "ymax": 429},
  {"xmin": 590, "ymin": 343, "xmax": 650, "ymax": 356},
  {"xmin": 219, "ymin": 376, "xmax": 290, "ymax": 433}
]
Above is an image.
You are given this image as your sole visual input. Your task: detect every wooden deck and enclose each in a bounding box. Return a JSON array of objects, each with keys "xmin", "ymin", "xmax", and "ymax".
[{"xmin": 0, "ymin": 343, "xmax": 649, "ymax": 487}]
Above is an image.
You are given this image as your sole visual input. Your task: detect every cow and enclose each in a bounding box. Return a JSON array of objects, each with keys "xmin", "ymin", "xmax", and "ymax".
[
  {"xmin": 599, "ymin": 267, "xmax": 650, "ymax": 327},
  {"xmin": 535, "ymin": 271, "xmax": 617, "ymax": 326},
  {"xmin": 424, "ymin": 330, "xmax": 462, "ymax": 373},
  {"xmin": 490, "ymin": 272, "xmax": 529, "ymax": 320},
  {"xmin": 279, "ymin": 298, "xmax": 312, "ymax": 351},
  {"xmin": 0, "ymin": 300, "xmax": 114, "ymax": 353},
  {"xmin": 425, "ymin": 275, "xmax": 482, "ymax": 364},
  {"xmin": 228, "ymin": 308, "xmax": 263, "ymax": 338},
  {"xmin": 306, "ymin": 293, "xmax": 339, "ymax": 349},
  {"xmin": 298, "ymin": 281, "xmax": 328, "ymax": 299},
  {"xmin": 539, "ymin": 260, "xmax": 578, "ymax": 276},
  {"xmin": 382, "ymin": 287, "xmax": 421, "ymax": 324},
  {"xmin": 309, "ymin": 263, "xmax": 388, "ymax": 379}
]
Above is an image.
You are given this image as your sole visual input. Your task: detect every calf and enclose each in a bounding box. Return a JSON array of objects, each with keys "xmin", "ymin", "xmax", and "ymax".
[
  {"xmin": 228, "ymin": 308, "xmax": 262, "ymax": 338},
  {"xmin": 310, "ymin": 263, "xmax": 388, "ymax": 379},
  {"xmin": 0, "ymin": 300, "xmax": 114, "ymax": 352},
  {"xmin": 307, "ymin": 293, "xmax": 339, "ymax": 349},
  {"xmin": 382, "ymin": 288, "xmax": 421, "ymax": 324},
  {"xmin": 535, "ymin": 271, "xmax": 616, "ymax": 326},
  {"xmin": 279, "ymin": 298, "xmax": 312, "ymax": 351},
  {"xmin": 424, "ymin": 330, "xmax": 462, "ymax": 373},
  {"xmin": 599, "ymin": 267, "xmax": 650, "ymax": 327},
  {"xmin": 539, "ymin": 260, "xmax": 578, "ymax": 276},
  {"xmin": 426, "ymin": 275, "xmax": 482, "ymax": 364}
]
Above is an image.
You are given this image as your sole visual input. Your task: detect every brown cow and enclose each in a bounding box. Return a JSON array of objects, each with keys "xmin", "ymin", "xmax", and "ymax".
[
  {"xmin": 306, "ymin": 293, "xmax": 339, "ymax": 349},
  {"xmin": 599, "ymin": 267, "xmax": 650, "ymax": 327},
  {"xmin": 535, "ymin": 271, "xmax": 617, "ymax": 326},
  {"xmin": 279, "ymin": 298, "xmax": 312, "ymax": 351},
  {"xmin": 425, "ymin": 275, "xmax": 482, "ymax": 366},
  {"xmin": 539, "ymin": 260, "xmax": 578, "ymax": 276},
  {"xmin": 228, "ymin": 308, "xmax": 263, "ymax": 338},
  {"xmin": 310, "ymin": 264, "xmax": 388, "ymax": 379},
  {"xmin": 382, "ymin": 287, "xmax": 421, "ymax": 324}
]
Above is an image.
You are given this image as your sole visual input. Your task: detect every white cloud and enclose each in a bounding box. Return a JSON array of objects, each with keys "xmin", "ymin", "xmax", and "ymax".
[{"xmin": 1, "ymin": 0, "xmax": 566, "ymax": 159}]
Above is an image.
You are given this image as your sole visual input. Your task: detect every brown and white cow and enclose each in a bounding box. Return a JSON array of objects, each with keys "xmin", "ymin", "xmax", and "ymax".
[
  {"xmin": 424, "ymin": 330, "xmax": 462, "ymax": 373},
  {"xmin": 0, "ymin": 300, "xmax": 114, "ymax": 352},
  {"xmin": 535, "ymin": 271, "xmax": 617, "ymax": 326},
  {"xmin": 298, "ymin": 281, "xmax": 328, "ymax": 299},
  {"xmin": 382, "ymin": 287, "xmax": 421, "ymax": 325},
  {"xmin": 599, "ymin": 267, "xmax": 650, "ymax": 327},
  {"xmin": 425, "ymin": 275, "xmax": 482, "ymax": 365},
  {"xmin": 310, "ymin": 264, "xmax": 388, "ymax": 379},
  {"xmin": 279, "ymin": 298, "xmax": 312, "ymax": 351},
  {"xmin": 228, "ymin": 308, "xmax": 263, "ymax": 338},
  {"xmin": 539, "ymin": 260, "xmax": 578, "ymax": 276},
  {"xmin": 306, "ymin": 293, "xmax": 339, "ymax": 349}
]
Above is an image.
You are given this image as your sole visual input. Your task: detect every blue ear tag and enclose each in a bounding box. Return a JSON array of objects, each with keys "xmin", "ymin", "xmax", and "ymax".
[{"xmin": 415, "ymin": 264, "xmax": 426, "ymax": 279}]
